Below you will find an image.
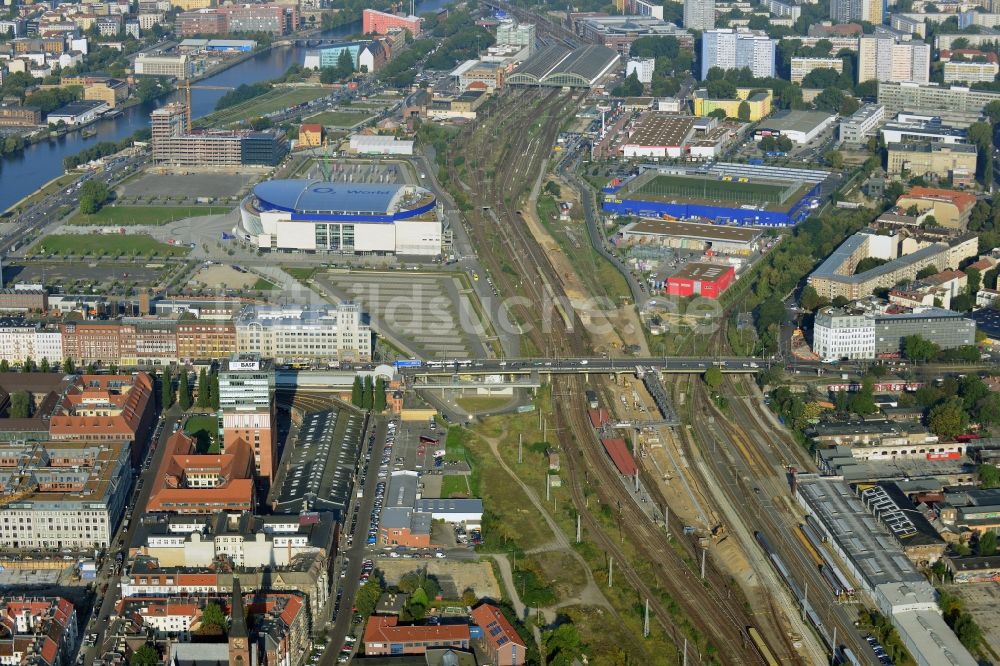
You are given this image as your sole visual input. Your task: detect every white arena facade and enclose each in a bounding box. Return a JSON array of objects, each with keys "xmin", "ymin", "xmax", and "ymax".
[{"xmin": 239, "ymin": 180, "xmax": 442, "ymax": 255}]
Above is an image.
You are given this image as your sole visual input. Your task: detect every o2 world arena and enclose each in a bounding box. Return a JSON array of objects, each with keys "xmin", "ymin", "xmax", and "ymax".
[{"xmin": 238, "ymin": 180, "xmax": 442, "ymax": 255}]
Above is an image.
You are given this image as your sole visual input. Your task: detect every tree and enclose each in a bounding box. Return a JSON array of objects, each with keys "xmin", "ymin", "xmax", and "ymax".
[
  {"xmin": 0, "ymin": 360, "xmax": 8, "ymax": 373},
  {"xmin": 161, "ymin": 366, "xmax": 174, "ymax": 408},
  {"xmin": 363, "ymin": 376, "xmax": 374, "ymax": 410},
  {"xmin": 178, "ymin": 370, "xmax": 192, "ymax": 410},
  {"xmin": 708, "ymin": 108, "xmax": 728, "ymax": 119},
  {"xmin": 813, "ymin": 86, "xmax": 845, "ymax": 113},
  {"xmin": 352, "ymin": 376, "xmax": 363, "ymax": 408},
  {"xmin": 544, "ymin": 621, "xmax": 586, "ymax": 666},
  {"xmin": 407, "ymin": 587, "xmax": 429, "ymax": 619},
  {"xmin": 197, "ymin": 368, "xmax": 209, "ymax": 408},
  {"xmin": 849, "ymin": 377, "xmax": 878, "ymax": 415},
  {"xmin": 62, "ymin": 357, "xmax": 75, "ymax": 374},
  {"xmin": 966, "ymin": 266, "xmax": 982, "ymax": 295},
  {"xmin": 618, "ymin": 71, "xmax": 643, "ymax": 97},
  {"xmin": 703, "ymin": 366, "xmax": 723, "ymax": 390},
  {"xmin": 903, "ymin": 334, "xmax": 941, "ymax": 362},
  {"xmin": 968, "ymin": 121, "xmax": 994, "ymax": 185},
  {"xmin": 800, "ymin": 284, "xmax": 825, "ymax": 312},
  {"xmin": 39, "ymin": 357, "xmax": 50, "ymax": 373},
  {"xmin": 825, "ymin": 150, "xmax": 844, "ymax": 169},
  {"xmin": 22, "ymin": 356, "xmax": 35, "ymax": 372},
  {"xmin": 928, "ymin": 397, "xmax": 968, "ymax": 439},
  {"xmin": 354, "ymin": 578, "xmax": 382, "ymax": 618},
  {"xmin": 200, "ymin": 602, "xmax": 226, "ymax": 633},
  {"xmin": 9, "ymin": 391, "xmax": 31, "ymax": 418},
  {"xmin": 737, "ymin": 100, "xmax": 751, "ymax": 121},
  {"xmin": 374, "ymin": 377, "xmax": 387, "ymax": 412},
  {"xmin": 978, "ymin": 463, "xmax": 1000, "ymax": 489},
  {"xmin": 130, "ymin": 644, "xmax": 159, "ymax": 666},
  {"xmin": 916, "ymin": 265, "xmax": 940, "ymax": 280},
  {"xmin": 979, "ymin": 531, "xmax": 998, "ymax": 556},
  {"xmin": 209, "ymin": 372, "xmax": 220, "ymax": 410},
  {"xmin": 976, "ymin": 393, "xmax": 1000, "ymax": 429}
]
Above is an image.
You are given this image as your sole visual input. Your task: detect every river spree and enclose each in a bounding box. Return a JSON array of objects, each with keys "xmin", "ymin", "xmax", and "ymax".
[{"xmin": 0, "ymin": 0, "xmax": 449, "ymax": 212}]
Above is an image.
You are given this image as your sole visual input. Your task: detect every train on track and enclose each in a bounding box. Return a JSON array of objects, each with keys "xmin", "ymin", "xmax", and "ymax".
[{"xmin": 747, "ymin": 626, "xmax": 779, "ymax": 666}]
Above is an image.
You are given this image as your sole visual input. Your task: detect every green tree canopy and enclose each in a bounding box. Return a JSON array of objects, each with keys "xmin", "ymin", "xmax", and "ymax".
[
  {"xmin": 9, "ymin": 391, "xmax": 31, "ymax": 418},
  {"xmin": 703, "ymin": 366, "xmax": 723, "ymax": 390},
  {"xmin": 978, "ymin": 531, "xmax": 997, "ymax": 556},
  {"xmin": 130, "ymin": 644, "xmax": 159, "ymax": 666},
  {"xmin": 200, "ymin": 602, "xmax": 226, "ymax": 633},
  {"xmin": 928, "ymin": 397, "xmax": 968, "ymax": 439},
  {"xmin": 978, "ymin": 463, "xmax": 1000, "ymax": 489}
]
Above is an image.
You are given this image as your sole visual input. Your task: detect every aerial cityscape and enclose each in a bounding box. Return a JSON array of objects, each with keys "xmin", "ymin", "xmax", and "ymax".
[{"xmin": 2, "ymin": 0, "xmax": 1000, "ymax": 664}]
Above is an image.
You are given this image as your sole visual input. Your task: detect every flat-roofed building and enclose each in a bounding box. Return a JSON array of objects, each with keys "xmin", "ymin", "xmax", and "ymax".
[
  {"xmin": 0, "ymin": 103, "xmax": 42, "ymax": 126},
  {"xmin": 621, "ymin": 114, "xmax": 696, "ymax": 158},
  {"xmin": 880, "ymin": 114, "xmax": 967, "ymax": 145},
  {"xmin": 790, "ymin": 57, "xmax": 842, "ymax": 84},
  {"xmin": 693, "ymin": 87, "xmax": 772, "ymax": 120},
  {"xmin": 618, "ymin": 218, "xmax": 763, "ymax": 255},
  {"xmin": 0, "ymin": 440, "xmax": 132, "ymax": 549},
  {"xmin": 134, "ymin": 53, "xmax": 193, "ymax": 79},
  {"xmin": 83, "ymin": 78, "xmax": 129, "ymax": 108},
  {"xmin": 886, "ymin": 141, "xmax": 977, "ymax": 179},
  {"xmin": 755, "ymin": 109, "xmax": 837, "ymax": 144},
  {"xmin": 877, "ymin": 81, "xmax": 1000, "ymax": 127},
  {"xmin": 894, "ymin": 186, "xmax": 976, "ymax": 230},
  {"xmin": 175, "ymin": 320, "xmax": 237, "ymax": 361},
  {"xmin": 840, "ymin": 103, "xmax": 886, "ymax": 145},
  {"xmin": 219, "ymin": 353, "xmax": 275, "ymax": 481},
  {"xmin": 574, "ymin": 15, "xmax": 693, "ymax": 54}
]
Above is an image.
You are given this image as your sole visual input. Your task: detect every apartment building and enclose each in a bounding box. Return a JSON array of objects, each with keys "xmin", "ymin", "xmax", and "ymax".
[
  {"xmin": 221, "ymin": 4, "xmax": 297, "ymax": 35},
  {"xmin": 877, "ymin": 81, "xmax": 1000, "ymax": 127},
  {"xmin": 0, "ymin": 598, "xmax": 78, "ymax": 666},
  {"xmin": 471, "ymin": 604, "xmax": 527, "ymax": 666},
  {"xmin": 0, "ymin": 324, "xmax": 63, "ymax": 365},
  {"xmin": 0, "ymin": 440, "xmax": 131, "ymax": 549},
  {"xmin": 135, "ymin": 511, "xmax": 335, "ymax": 568},
  {"xmin": 119, "ymin": 317, "xmax": 178, "ymax": 366},
  {"xmin": 495, "ymin": 20, "xmax": 535, "ymax": 51},
  {"xmin": 942, "ymin": 51, "xmax": 1000, "ymax": 84},
  {"xmin": 0, "ymin": 104, "xmax": 42, "ymax": 126},
  {"xmin": 857, "ymin": 34, "xmax": 930, "ymax": 84},
  {"xmin": 218, "ymin": 353, "xmax": 275, "ymax": 481},
  {"xmin": 683, "ymin": 0, "xmax": 715, "ymax": 30},
  {"xmin": 83, "ymin": 78, "xmax": 129, "ymax": 108},
  {"xmin": 175, "ymin": 320, "xmax": 237, "ymax": 361},
  {"xmin": 177, "ymin": 10, "xmax": 228, "ymax": 36},
  {"xmin": 830, "ymin": 0, "xmax": 882, "ymax": 25},
  {"xmin": 701, "ymin": 29, "xmax": 775, "ymax": 79},
  {"xmin": 790, "ymin": 57, "xmax": 843, "ymax": 84}
]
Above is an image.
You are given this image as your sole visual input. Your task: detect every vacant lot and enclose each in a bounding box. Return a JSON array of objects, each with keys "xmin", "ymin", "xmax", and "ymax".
[
  {"xmin": 304, "ymin": 110, "xmax": 371, "ymax": 127},
  {"xmin": 207, "ymin": 86, "xmax": 330, "ymax": 126},
  {"xmin": 69, "ymin": 206, "xmax": 230, "ymax": 226},
  {"xmin": 191, "ymin": 264, "xmax": 262, "ymax": 291},
  {"xmin": 32, "ymin": 234, "xmax": 189, "ymax": 258},
  {"xmin": 4, "ymin": 261, "xmax": 165, "ymax": 289},
  {"xmin": 119, "ymin": 173, "xmax": 251, "ymax": 201},
  {"xmin": 455, "ymin": 396, "xmax": 512, "ymax": 413},
  {"xmin": 375, "ymin": 560, "xmax": 500, "ymax": 600},
  {"xmin": 439, "ymin": 475, "xmax": 470, "ymax": 498}
]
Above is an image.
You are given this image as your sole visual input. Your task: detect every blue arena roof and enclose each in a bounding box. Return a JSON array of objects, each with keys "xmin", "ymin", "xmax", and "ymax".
[{"xmin": 253, "ymin": 180, "xmax": 405, "ymax": 214}]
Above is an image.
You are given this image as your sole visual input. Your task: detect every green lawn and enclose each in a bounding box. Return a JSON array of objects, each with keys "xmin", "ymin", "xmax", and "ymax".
[
  {"xmin": 283, "ymin": 266, "xmax": 317, "ymax": 281},
  {"xmin": 68, "ymin": 206, "xmax": 230, "ymax": 226},
  {"xmin": 205, "ymin": 86, "xmax": 331, "ymax": 126},
  {"xmin": 253, "ymin": 277, "xmax": 279, "ymax": 290},
  {"xmin": 33, "ymin": 234, "xmax": 190, "ymax": 257},
  {"xmin": 455, "ymin": 396, "xmax": 512, "ymax": 413},
  {"xmin": 444, "ymin": 425, "xmax": 471, "ymax": 462},
  {"xmin": 304, "ymin": 110, "xmax": 371, "ymax": 127},
  {"xmin": 439, "ymin": 474, "xmax": 470, "ymax": 498},
  {"xmin": 185, "ymin": 414, "xmax": 220, "ymax": 454}
]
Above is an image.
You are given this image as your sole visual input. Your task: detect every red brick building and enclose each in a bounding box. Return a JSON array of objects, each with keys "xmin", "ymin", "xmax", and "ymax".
[
  {"xmin": 363, "ymin": 616, "xmax": 470, "ymax": 655},
  {"xmin": 145, "ymin": 431, "xmax": 255, "ymax": 514},
  {"xmin": 176, "ymin": 320, "xmax": 237, "ymax": 362},
  {"xmin": 470, "ymin": 604, "xmax": 526, "ymax": 666},
  {"xmin": 362, "ymin": 8, "xmax": 421, "ymax": 36}
]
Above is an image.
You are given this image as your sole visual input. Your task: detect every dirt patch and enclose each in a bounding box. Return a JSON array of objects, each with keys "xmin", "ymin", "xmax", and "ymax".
[
  {"xmin": 375, "ymin": 559, "xmax": 500, "ymax": 600},
  {"xmin": 522, "ymin": 551, "xmax": 588, "ymax": 604},
  {"xmin": 190, "ymin": 264, "xmax": 259, "ymax": 290}
]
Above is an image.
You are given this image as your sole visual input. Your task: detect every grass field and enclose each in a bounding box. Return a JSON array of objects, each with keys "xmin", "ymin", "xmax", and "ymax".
[
  {"xmin": 439, "ymin": 475, "xmax": 470, "ymax": 497},
  {"xmin": 305, "ymin": 110, "xmax": 371, "ymax": 127},
  {"xmin": 33, "ymin": 234, "xmax": 190, "ymax": 257},
  {"xmin": 455, "ymin": 396, "xmax": 511, "ymax": 413},
  {"xmin": 204, "ymin": 86, "xmax": 330, "ymax": 126},
  {"xmin": 69, "ymin": 206, "xmax": 230, "ymax": 226},
  {"xmin": 253, "ymin": 278, "xmax": 279, "ymax": 290},
  {"xmin": 444, "ymin": 425, "xmax": 472, "ymax": 462},
  {"xmin": 185, "ymin": 414, "xmax": 219, "ymax": 454}
]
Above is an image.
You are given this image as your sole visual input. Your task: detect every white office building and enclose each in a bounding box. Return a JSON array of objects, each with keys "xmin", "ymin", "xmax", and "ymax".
[
  {"xmin": 235, "ymin": 303, "xmax": 372, "ymax": 363},
  {"xmin": 813, "ymin": 307, "xmax": 877, "ymax": 360},
  {"xmin": 701, "ymin": 29, "xmax": 776, "ymax": 79},
  {"xmin": 839, "ymin": 103, "xmax": 886, "ymax": 145}
]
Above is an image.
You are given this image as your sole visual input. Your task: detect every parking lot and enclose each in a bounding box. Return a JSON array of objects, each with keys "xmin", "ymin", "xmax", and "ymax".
[
  {"xmin": 118, "ymin": 172, "xmax": 255, "ymax": 202},
  {"xmin": 318, "ymin": 271, "xmax": 487, "ymax": 360},
  {"xmin": 3, "ymin": 260, "xmax": 168, "ymax": 290}
]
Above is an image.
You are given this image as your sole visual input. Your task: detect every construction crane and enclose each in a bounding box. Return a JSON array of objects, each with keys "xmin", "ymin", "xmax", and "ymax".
[
  {"xmin": 181, "ymin": 80, "xmax": 236, "ymax": 133},
  {"xmin": 0, "ymin": 474, "xmax": 38, "ymax": 508}
]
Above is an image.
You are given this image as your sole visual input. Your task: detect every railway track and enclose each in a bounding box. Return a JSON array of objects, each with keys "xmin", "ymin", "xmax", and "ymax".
[
  {"xmin": 691, "ymin": 375, "xmax": 872, "ymax": 661},
  {"xmin": 553, "ymin": 375, "xmax": 768, "ymax": 666}
]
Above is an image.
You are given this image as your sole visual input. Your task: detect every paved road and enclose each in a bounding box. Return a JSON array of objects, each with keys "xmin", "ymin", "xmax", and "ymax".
[{"xmin": 82, "ymin": 403, "xmax": 182, "ymax": 666}]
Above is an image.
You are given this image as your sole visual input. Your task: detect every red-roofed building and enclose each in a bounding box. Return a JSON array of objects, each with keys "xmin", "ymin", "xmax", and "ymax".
[
  {"xmin": 939, "ymin": 49, "xmax": 1000, "ymax": 64},
  {"xmin": 47, "ymin": 372, "xmax": 156, "ymax": 467},
  {"xmin": 601, "ymin": 438, "xmax": 637, "ymax": 476},
  {"xmin": 298, "ymin": 123, "xmax": 322, "ymax": 147},
  {"xmin": 362, "ymin": 8, "xmax": 421, "ymax": 37},
  {"xmin": 895, "ymin": 187, "xmax": 977, "ymax": 230},
  {"xmin": 470, "ymin": 604, "xmax": 526, "ymax": 666},
  {"xmin": 588, "ymin": 408, "xmax": 610, "ymax": 428},
  {"xmin": 0, "ymin": 598, "xmax": 77, "ymax": 666},
  {"xmin": 146, "ymin": 431, "xmax": 255, "ymax": 514},
  {"xmin": 363, "ymin": 615, "xmax": 470, "ymax": 655}
]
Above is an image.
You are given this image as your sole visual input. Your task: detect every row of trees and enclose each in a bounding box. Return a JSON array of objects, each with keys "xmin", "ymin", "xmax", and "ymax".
[
  {"xmin": 0, "ymin": 357, "xmax": 58, "ymax": 373},
  {"xmin": 351, "ymin": 375, "xmax": 386, "ymax": 411},
  {"xmin": 158, "ymin": 366, "xmax": 220, "ymax": 411}
]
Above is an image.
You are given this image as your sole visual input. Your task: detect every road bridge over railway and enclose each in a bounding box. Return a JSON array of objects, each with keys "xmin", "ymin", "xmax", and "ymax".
[{"xmin": 399, "ymin": 356, "xmax": 766, "ymax": 378}]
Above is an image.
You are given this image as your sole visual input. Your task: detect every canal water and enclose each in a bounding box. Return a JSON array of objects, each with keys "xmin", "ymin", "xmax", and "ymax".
[{"xmin": 0, "ymin": 0, "xmax": 449, "ymax": 212}]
